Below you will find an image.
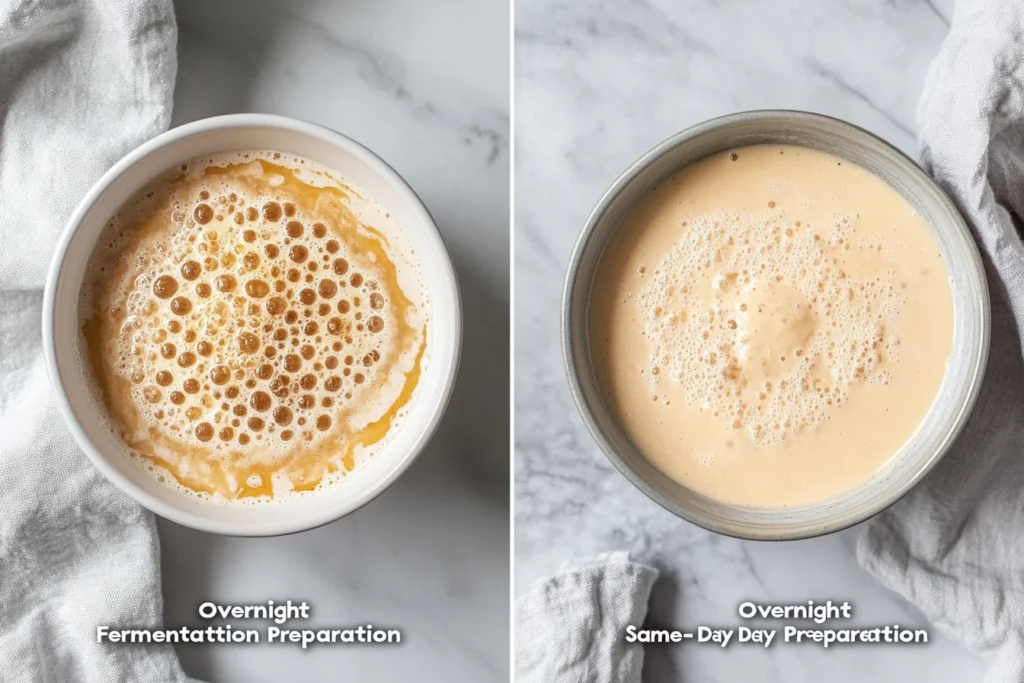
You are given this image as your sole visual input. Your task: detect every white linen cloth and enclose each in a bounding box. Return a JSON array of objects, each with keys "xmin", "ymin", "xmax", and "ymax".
[
  {"xmin": 0, "ymin": 1, "xmax": 191, "ymax": 681},
  {"xmin": 514, "ymin": 553, "xmax": 658, "ymax": 683},
  {"xmin": 857, "ymin": 2, "xmax": 1024, "ymax": 682}
]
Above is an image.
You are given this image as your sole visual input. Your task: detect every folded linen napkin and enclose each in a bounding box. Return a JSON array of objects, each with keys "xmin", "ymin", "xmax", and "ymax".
[
  {"xmin": 514, "ymin": 553, "xmax": 658, "ymax": 683},
  {"xmin": 0, "ymin": 1, "xmax": 191, "ymax": 680},
  {"xmin": 858, "ymin": 2, "xmax": 1024, "ymax": 682}
]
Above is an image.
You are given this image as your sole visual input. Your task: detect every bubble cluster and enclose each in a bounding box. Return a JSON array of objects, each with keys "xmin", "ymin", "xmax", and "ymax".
[
  {"xmin": 107, "ymin": 194, "xmax": 394, "ymax": 458},
  {"xmin": 80, "ymin": 148, "xmax": 434, "ymax": 504},
  {"xmin": 77, "ymin": 147, "xmax": 435, "ymax": 503},
  {"xmin": 637, "ymin": 208, "xmax": 905, "ymax": 445}
]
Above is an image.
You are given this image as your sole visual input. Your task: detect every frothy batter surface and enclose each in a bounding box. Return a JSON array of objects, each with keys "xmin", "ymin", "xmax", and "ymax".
[
  {"xmin": 81, "ymin": 151, "xmax": 427, "ymax": 501},
  {"xmin": 590, "ymin": 145, "xmax": 952, "ymax": 507}
]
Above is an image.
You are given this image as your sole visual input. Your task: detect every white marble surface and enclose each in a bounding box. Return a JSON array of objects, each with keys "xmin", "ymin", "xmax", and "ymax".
[
  {"xmin": 161, "ymin": 1, "xmax": 509, "ymax": 681},
  {"xmin": 514, "ymin": 0, "xmax": 987, "ymax": 680}
]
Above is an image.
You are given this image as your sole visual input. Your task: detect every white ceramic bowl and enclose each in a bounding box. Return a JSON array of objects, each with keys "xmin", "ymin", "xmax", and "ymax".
[
  {"xmin": 563, "ymin": 111, "xmax": 990, "ymax": 540},
  {"xmin": 43, "ymin": 114, "xmax": 462, "ymax": 536}
]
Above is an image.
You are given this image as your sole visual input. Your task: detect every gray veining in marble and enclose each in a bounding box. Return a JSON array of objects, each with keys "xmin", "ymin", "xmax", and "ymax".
[
  {"xmin": 161, "ymin": 1, "xmax": 509, "ymax": 680},
  {"xmin": 514, "ymin": 0, "xmax": 986, "ymax": 680}
]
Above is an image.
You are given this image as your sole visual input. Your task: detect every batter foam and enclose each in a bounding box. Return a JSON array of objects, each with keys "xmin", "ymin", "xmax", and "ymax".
[{"xmin": 639, "ymin": 209, "xmax": 905, "ymax": 445}]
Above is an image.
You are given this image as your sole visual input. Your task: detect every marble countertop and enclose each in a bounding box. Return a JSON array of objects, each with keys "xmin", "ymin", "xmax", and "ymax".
[
  {"xmin": 514, "ymin": 0, "xmax": 986, "ymax": 680},
  {"xmin": 162, "ymin": 1, "xmax": 509, "ymax": 680}
]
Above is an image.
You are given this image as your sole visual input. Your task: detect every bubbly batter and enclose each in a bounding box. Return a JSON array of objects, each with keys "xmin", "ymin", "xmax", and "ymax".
[
  {"xmin": 590, "ymin": 145, "xmax": 952, "ymax": 507},
  {"xmin": 81, "ymin": 151, "xmax": 427, "ymax": 501}
]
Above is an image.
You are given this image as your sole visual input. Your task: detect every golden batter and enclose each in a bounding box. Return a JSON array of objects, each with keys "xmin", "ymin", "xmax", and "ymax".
[{"xmin": 81, "ymin": 152, "xmax": 427, "ymax": 501}]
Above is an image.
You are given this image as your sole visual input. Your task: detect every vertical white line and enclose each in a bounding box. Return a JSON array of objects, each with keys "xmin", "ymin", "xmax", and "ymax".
[{"xmin": 508, "ymin": 0, "xmax": 517, "ymax": 676}]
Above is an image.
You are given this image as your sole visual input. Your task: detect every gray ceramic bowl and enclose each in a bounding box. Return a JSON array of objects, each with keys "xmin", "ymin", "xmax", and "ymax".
[{"xmin": 562, "ymin": 110, "xmax": 990, "ymax": 540}]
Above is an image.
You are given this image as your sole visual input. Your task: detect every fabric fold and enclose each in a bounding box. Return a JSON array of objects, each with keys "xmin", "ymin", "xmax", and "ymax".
[
  {"xmin": 0, "ymin": 1, "xmax": 191, "ymax": 681},
  {"xmin": 515, "ymin": 553, "xmax": 659, "ymax": 683},
  {"xmin": 857, "ymin": 2, "xmax": 1024, "ymax": 682}
]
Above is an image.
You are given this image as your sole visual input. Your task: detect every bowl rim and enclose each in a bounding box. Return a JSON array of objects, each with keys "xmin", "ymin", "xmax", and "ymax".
[
  {"xmin": 42, "ymin": 113, "xmax": 463, "ymax": 536},
  {"xmin": 561, "ymin": 109, "xmax": 991, "ymax": 540}
]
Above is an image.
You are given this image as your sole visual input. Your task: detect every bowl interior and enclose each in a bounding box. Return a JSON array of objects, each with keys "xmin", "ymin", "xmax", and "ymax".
[
  {"xmin": 564, "ymin": 111, "xmax": 989, "ymax": 540},
  {"xmin": 47, "ymin": 117, "xmax": 460, "ymax": 535}
]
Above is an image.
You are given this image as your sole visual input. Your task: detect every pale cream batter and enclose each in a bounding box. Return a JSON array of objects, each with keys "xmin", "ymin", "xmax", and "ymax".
[{"xmin": 590, "ymin": 144, "xmax": 953, "ymax": 507}]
